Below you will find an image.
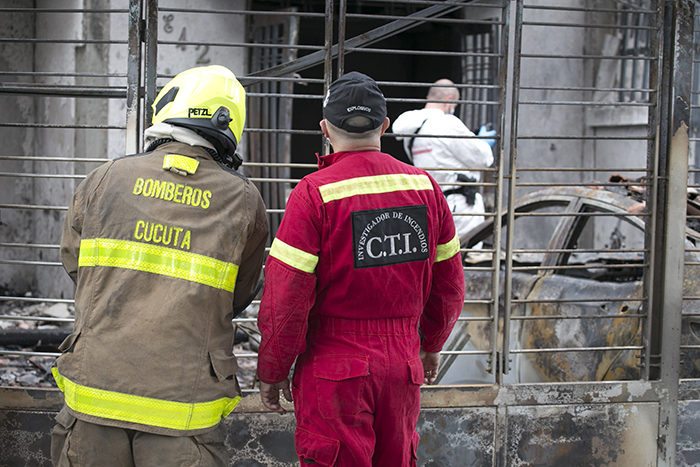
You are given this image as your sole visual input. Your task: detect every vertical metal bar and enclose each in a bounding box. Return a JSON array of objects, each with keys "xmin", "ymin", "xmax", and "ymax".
[
  {"xmin": 656, "ymin": 3, "xmax": 693, "ymax": 466},
  {"xmin": 631, "ymin": 11, "xmax": 640, "ymax": 102},
  {"xmin": 278, "ymin": 9, "xmax": 297, "ymax": 229},
  {"xmin": 643, "ymin": 12, "xmax": 652, "ymax": 103},
  {"xmin": 644, "ymin": 117, "xmax": 660, "ymax": 382},
  {"xmin": 494, "ymin": 6, "xmax": 518, "ymax": 466},
  {"xmin": 262, "ymin": 25, "xmax": 272, "ymax": 217},
  {"xmin": 650, "ymin": 1, "xmax": 673, "ymax": 383},
  {"xmin": 490, "ymin": 22, "xmax": 500, "ymax": 126},
  {"xmin": 323, "ymin": 0, "xmax": 334, "ymax": 156},
  {"xmin": 126, "ymin": 0, "xmax": 143, "ymax": 155},
  {"xmin": 695, "ymin": 13, "xmax": 700, "ymax": 185},
  {"xmin": 144, "ymin": 0, "xmax": 158, "ymax": 131},
  {"xmin": 324, "ymin": 0, "xmax": 334, "ymax": 85},
  {"xmin": 463, "ymin": 34, "xmax": 473, "ymax": 128},
  {"xmin": 499, "ymin": 0, "xmax": 523, "ymax": 381},
  {"xmin": 477, "ymin": 33, "xmax": 482, "ymax": 126},
  {"xmin": 337, "ymin": 0, "xmax": 346, "ymax": 77},
  {"xmin": 643, "ymin": 0, "xmax": 665, "ymax": 384},
  {"xmin": 478, "ymin": 33, "xmax": 485, "ymax": 126},
  {"xmin": 620, "ymin": 9, "xmax": 628, "ymax": 102}
]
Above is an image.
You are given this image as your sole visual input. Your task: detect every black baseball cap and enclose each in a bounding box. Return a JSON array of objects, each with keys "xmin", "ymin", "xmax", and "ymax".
[{"xmin": 322, "ymin": 72, "xmax": 387, "ymax": 133}]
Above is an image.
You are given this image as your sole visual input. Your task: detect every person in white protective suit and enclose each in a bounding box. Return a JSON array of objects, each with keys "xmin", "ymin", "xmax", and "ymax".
[{"xmin": 392, "ymin": 78, "xmax": 495, "ymax": 243}]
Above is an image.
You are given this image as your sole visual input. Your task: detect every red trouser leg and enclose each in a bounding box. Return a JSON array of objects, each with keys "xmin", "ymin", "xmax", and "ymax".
[{"xmin": 292, "ymin": 316, "xmax": 423, "ymax": 467}]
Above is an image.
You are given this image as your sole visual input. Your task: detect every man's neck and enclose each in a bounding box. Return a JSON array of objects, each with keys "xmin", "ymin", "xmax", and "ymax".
[
  {"xmin": 330, "ymin": 143, "xmax": 381, "ymax": 153},
  {"xmin": 424, "ymin": 102, "xmax": 447, "ymax": 114}
]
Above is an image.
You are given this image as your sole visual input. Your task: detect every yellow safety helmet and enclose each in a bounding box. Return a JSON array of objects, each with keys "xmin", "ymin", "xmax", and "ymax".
[{"xmin": 152, "ymin": 65, "xmax": 245, "ymax": 165}]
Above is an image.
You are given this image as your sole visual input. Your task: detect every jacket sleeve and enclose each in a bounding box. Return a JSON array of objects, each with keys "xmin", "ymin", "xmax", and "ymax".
[
  {"xmin": 59, "ymin": 163, "xmax": 112, "ymax": 284},
  {"xmin": 256, "ymin": 182, "xmax": 321, "ymax": 384},
  {"xmin": 420, "ymin": 190, "xmax": 465, "ymax": 353},
  {"xmin": 60, "ymin": 189, "xmax": 84, "ymax": 284},
  {"xmin": 445, "ymin": 115, "xmax": 494, "ymax": 169},
  {"xmin": 392, "ymin": 109, "xmax": 422, "ymax": 139},
  {"xmin": 232, "ymin": 183, "xmax": 269, "ymax": 312}
]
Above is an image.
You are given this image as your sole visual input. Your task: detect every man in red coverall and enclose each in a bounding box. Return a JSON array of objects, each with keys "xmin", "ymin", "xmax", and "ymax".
[{"xmin": 256, "ymin": 72, "xmax": 465, "ymax": 466}]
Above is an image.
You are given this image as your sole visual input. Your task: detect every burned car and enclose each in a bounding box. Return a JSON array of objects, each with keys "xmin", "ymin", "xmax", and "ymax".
[{"xmin": 438, "ymin": 185, "xmax": 700, "ymax": 385}]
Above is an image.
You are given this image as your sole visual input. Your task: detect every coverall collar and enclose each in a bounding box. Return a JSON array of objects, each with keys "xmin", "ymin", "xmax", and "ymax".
[{"xmin": 317, "ymin": 151, "xmax": 370, "ymax": 170}]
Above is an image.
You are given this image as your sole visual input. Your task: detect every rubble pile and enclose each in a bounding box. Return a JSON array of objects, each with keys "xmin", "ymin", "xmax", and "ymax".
[
  {"xmin": 0, "ymin": 353, "xmax": 56, "ymax": 387},
  {"xmin": 0, "ymin": 297, "xmax": 262, "ymax": 390},
  {"xmin": 0, "ymin": 297, "xmax": 70, "ymax": 388}
]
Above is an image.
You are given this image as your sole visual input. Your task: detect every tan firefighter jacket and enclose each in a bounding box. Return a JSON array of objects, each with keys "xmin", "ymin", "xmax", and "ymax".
[{"xmin": 54, "ymin": 142, "xmax": 269, "ymax": 436}]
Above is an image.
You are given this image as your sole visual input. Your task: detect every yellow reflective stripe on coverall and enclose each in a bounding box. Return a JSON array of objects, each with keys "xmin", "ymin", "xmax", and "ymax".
[
  {"xmin": 435, "ymin": 233, "xmax": 460, "ymax": 262},
  {"xmin": 78, "ymin": 238, "xmax": 238, "ymax": 292},
  {"xmin": 319, "ymin": 173, "xmax": 433, "ymax": 203},
  {"xmin": 52, "ymin": 369, "xmax": 240, "ymax": 431},
  {"xmin": 269, "ymin": 238, "xmax": 319, "ymax": 273}
]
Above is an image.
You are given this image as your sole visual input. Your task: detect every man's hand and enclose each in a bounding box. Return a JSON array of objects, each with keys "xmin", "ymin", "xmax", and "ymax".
[
  {"xmin": 419, "ymin": 348, "xmax": 440, "ymax": 385},
  {"xmin": 259, "ymin": 378, "xmax": 293, "ymax": 415}
]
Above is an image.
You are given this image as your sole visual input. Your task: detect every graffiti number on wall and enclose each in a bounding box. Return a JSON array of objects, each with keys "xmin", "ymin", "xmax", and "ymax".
[
  {"xmin": 195, "ymin": 45, "xmax": 211, "ymax": 64},
  {"xmin": 161, "ymin": 16, "xmax": 211, "ymax": 64},
  {"xmin": 177, "ymin": 28, "xmax": 187, "ymax": 51},
  {"xmin": 163, "ymin": 14, "xmax": 174, "ymax": 34}
]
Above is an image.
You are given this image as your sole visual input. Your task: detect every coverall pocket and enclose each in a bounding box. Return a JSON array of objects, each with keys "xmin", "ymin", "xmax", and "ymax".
[
  {"xmin": 295, "ymin": 426, "xmax": 340, "ymax": 466},
  {"xmin": 407, "ymin": 358, "xmax": 424, "ymax": 385},
  {"xmin": 313, "ymin": 354, "xmax": 369, "ymax": 419},
  {"xmin": 406, "ymin": 358, "xmax": 424, "ymax": 415}
]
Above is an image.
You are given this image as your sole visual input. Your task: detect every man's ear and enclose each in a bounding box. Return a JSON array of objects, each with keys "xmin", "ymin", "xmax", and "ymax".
[
  {"xmin": 320, "ymin": 119, "xmax": 330, "ymax": 138},
  {"xmin": 380, "ymin": 117, "xmax": 391, "ymax": 136}
]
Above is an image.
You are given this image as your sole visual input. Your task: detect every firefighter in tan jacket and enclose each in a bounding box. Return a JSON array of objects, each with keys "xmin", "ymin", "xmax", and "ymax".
[{"xmin": 51, "ymin": 65, "xmax": 269, "ymax": 467}]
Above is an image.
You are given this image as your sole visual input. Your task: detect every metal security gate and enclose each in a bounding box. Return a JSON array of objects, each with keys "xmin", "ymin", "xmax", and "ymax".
[{"xmin": 1, "ymin": 1, "xmax": 699, "ymax": 466}]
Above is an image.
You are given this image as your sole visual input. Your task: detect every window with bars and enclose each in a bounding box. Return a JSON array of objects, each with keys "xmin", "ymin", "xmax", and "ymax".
[{"xmin": 617, "ymin": 0, "xmax": 653, "ymax": 103}]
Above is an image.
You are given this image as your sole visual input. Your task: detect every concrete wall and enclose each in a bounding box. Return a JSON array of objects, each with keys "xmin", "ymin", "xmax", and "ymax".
[
  {"xmin": 0, "ymin": 1, "xmax": 38, "ymax": 295},
  {"xmin": 31, "ymin": 1, "xmax": 83, "ymax": 300},
  {"xmin": 517, "ymin": 0, "xmax": 647, "ymax": 181},
  {"xmin": 155, "ymin": 0, "xmax": 246, "ymax": 78},
  {"xmin": 517, "ymin": 0, "xmax": 588, "ymax": 191},
  {"xmin": 108, "ymin": 1, "xmax": 128, "ymax": 161}
]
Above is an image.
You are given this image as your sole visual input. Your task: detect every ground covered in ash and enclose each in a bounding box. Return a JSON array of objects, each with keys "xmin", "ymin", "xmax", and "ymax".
[{"xmin": 0, "ymin": 294, "xmax": 262, "ymax": 390}]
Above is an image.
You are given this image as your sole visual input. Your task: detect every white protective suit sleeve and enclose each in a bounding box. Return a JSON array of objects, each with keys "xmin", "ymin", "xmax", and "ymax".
[{"xmin": 393, "ymin": 108, "xmax": 494, "ymax": 184}]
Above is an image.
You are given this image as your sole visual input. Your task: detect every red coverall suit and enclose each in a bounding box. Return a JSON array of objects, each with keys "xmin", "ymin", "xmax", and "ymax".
[{"xmin": 257, "ymin": 150, "xmax": 465, "ymax": 466}]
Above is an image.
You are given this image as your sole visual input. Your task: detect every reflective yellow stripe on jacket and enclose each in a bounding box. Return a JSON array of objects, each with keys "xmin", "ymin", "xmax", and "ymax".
[
  {"xmin": 52, "ymin": 369, "xmax": 239, "ymax": 431},
  {"xmin": 319, "ymin": 173, "xmax": 433, "ymax": 203},
  {"xmin": 78, "ymin": 238, "xmax": 238, "ymax": 292},
  {"xmin": 269, "ymin": 238, "xmax": 319, "ymax": 273},
  {"xmin": 162, "ymin": 154, "xmax": 200, "ymax": 175},
  {"xmin": 436, "ymin": 233, "xmax": 460, "ymax": 262}
]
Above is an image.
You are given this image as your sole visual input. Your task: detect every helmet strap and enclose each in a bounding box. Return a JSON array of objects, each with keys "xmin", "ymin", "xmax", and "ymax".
[
  {"xmin": 145, "ymin": 138, "xmax": 175, "ymax": 152},
  {"xmin": 204, "ymin": 146, "xmax": 243, "ymax": 171}
]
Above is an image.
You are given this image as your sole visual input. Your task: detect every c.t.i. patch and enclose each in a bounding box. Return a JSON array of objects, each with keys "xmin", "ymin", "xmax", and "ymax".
[{"xmin": 352, "ymin": 205, "xmax": 429, "ymax": 269}]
